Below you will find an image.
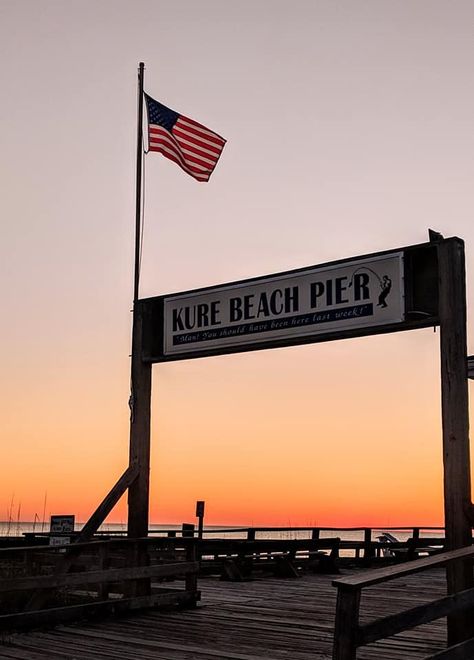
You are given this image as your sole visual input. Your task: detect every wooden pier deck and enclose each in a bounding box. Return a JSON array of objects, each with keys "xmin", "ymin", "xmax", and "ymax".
[{"xmin": 0, "ymin": 568, "xmax": 447, "ymax": 659}]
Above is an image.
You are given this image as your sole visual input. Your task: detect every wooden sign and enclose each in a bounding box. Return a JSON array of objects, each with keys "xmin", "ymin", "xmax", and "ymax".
[
  {"xmin": 49, "ymin": 514, "xmax": 75, "ymax": 546},
  {"xmin": 141, "ymin": 242, "xmax": 439, "ymax": 362},
  {"xmin": 50, "ymin": 515, "xmax": 75, "ymax": 534}
]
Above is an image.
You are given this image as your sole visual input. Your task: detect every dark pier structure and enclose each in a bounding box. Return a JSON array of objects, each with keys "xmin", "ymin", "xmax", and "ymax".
[{"xmin": 2, "ymin": 224, "xmax": 474, "ymax": 657}]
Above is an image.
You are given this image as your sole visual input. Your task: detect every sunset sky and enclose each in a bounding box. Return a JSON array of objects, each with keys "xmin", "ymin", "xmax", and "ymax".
[{"xmin": 2, "ymin": 0, "xmax": 474, "ymax": 528}]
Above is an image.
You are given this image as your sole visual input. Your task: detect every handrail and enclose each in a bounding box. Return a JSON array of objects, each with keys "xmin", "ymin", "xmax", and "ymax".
[
  {"xmin": 333, "ymin": 545, "xmax": 474, "ymax": 590},
  {"xmin": 332, "ymin": 545, "xmax": 474, "ymax": 660},
  {"xmin": 0, "ymin": 535, "xmax": 196, "ymax": 554},
  {"xmin": 0, "ymin": 536, "xmax": 199, "ymax": 631},
  {"xmin": 23, "ymin": 524, "xmax": 447, "ymax": 537},
  {"xmin": 19, "ymin": 526, "xmax": 454, "ymax": 565}
]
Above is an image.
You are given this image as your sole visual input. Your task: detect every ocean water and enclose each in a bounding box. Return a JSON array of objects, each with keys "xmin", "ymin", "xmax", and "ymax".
[{"xmin": 0, "ymin": 520, "xmax": 444, "ymax": 544}]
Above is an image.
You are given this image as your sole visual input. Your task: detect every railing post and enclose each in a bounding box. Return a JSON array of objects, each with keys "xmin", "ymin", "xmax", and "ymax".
[
  {"xmin": 333, "ymin": 585, "xmax": 361, "ymax": 660},
  {"xmin": 363, "ymin": 529, "xmax": 374, "ymax": 562},
  {"xmin": 185, "ymin": 540, "xmax": 198, "ymax": 604},
  {"xmin": 247, "ymin": 528, "xmax": 256, "ymax": 541},
  {"xmin": 311, "ymin": 528, "xmax": 320, "ymax": 540},
  {"xmin": 407, "ymin": 527, "xmax": 420, "ymax": 560},
  {"xmin": 97, "ymin": 543, "xmax": 110, "ymax": 601},
  {"xmin": 128, "ymin": 539, "xmax": 150, "ymax": 598}
]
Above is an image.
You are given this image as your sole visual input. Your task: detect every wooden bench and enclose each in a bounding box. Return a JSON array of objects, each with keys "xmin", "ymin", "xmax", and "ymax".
[{"xmin": 198, "ymin": 538, "xmax": 340, "ymax": 580}]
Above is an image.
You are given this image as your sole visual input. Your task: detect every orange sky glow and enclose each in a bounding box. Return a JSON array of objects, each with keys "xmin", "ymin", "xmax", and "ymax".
[{"xmin": 2, "ymin": 1, "xmax": 474, "ymax": 530}]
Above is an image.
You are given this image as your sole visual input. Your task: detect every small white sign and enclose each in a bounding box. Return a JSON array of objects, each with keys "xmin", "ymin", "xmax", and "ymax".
[
  {"xmin": 49, "ymin": 536, "xmax": 71, "ymax": 546},
  {"xmin": 49, "ymin": 515, "xmax": 75, "ymax": 545},
  {"xmin": 163, "ymin": 253, "xmax": 404, "ymax": 357},
  {"xmin": 50, "ymin": 515, "xmax": 75, "ymax": 534}
]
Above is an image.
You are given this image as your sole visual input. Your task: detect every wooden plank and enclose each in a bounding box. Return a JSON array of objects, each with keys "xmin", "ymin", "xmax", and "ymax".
[
  {"xmin": 59, "ymin": 626, "xmax": 310, "ymax": 660},
  {"xmin": 0, "ymin": 646, "xmax": 70, "ymax": 659},
  {"xmin": 77, "ymin": 465, "xmax": 139, "ymax": 543},
  {"xmin": 333, "ymin": 545, "xmax": 474, "ymax": 589},
  {"xmin": 21, "ymin": 539, "xmax": 193, "ymax": 612},
  {"xmin": 424, "ymin": 637, "xmax": 474, "ymax": 659},
  {"xmin": 0, "ymin": 561, "xmax": 198, "ymax": 592},
  {"xmin": 0, "ymin": 591, "xmax": 197, "ymax": 631},
  {"xmin": 359, "ymin": 586, "xmax": 474, "ymax": 645},
  {"xmin": 425, "ymin": 638, "xmax": 474, "ymax": 660},
  {"xmin": 0, "ymin": 570, "xmax": 448, "ymax": 659}
]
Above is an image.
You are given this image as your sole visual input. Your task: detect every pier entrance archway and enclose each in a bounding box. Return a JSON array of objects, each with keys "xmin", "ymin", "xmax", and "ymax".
[{"xmin": 82, "ymin": 236, "xmax": 473, "ymax": 634}]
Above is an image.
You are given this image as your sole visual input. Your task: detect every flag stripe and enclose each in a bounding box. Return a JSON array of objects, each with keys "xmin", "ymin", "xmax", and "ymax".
[
  {"xmin": 178, "ymin": 116, "xmax": 226, "ymax": 146},
  {"xmin": 149, "ymin": 129, "xmax": 213, "ymax": 178},
  {"xmin": 149, "ymin": 139, "xmax": 209, "ymax": 177},
  {"xmin": 150, "ymin": 126, "xmax": 218, "ymax": 164},
  {"xmin": 170, "ymin": 135, "xmax": 219, "ymax": 165},
  {"xmin": 171, "ymin": 126, "xmax": 223, "ymax": 156},
  {"xmin": 150, "ymin": 144, "xmax": 209, "ymax": 181},
  {"xmin": 149, "ymin": 126, "xmax": 213, "ymax": 171}
]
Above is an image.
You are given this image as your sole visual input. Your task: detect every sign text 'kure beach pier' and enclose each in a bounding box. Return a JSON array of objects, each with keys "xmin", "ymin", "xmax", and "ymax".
[{"xmin": 140, "ymin": 242, "xmax": 438, "ymax": 362}]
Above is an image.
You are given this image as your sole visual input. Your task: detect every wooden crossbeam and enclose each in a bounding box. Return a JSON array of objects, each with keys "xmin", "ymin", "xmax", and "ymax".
[{"xmin": 77, "ymin": 464, "xmax": 139, "ymax": 543}]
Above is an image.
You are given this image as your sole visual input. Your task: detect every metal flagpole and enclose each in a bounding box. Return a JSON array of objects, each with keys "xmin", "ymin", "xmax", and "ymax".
[
  {"xmin": 133, "ymin": 62, "xmax": 145, "ymax": 304},
  {"xmin": 128, "ymin": 62, "xmax": 153, "ymax": 539}
]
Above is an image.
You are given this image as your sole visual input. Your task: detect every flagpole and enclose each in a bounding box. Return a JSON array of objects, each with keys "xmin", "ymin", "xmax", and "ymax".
[
  {"xmin": 134, "ymin": 61, "xmax": 145, "ymax": 303},
  {"xmin": 128, "ymin": 62, "xmax": 152, "ymax": 540}
]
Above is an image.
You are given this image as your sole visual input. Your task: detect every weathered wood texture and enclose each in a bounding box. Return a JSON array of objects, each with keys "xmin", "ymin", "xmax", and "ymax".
[
  {"xmin": 0, "ymin": 538, "xmax": 199, "ymax": 632},
  {"xmin": 438, "ymin": 238, "xmax": 474, "ymax": 646},
  {"xmin": 427, "ymin": 637, "xmax": 474, "ymax": 659},
  {"xmin": 127, "ymin": 303, "xmax": 153, "ymax": 540},
  {"xmin": 0, "ymin": 569, "xmax": 447, "ymax": 659},
  {"xmin": 199, "ymin": 537, "xmax": 340, "ymax": 579},
  {"xmin": 332, "ymin": 544, "xmax": 474, "ymax": 659}
]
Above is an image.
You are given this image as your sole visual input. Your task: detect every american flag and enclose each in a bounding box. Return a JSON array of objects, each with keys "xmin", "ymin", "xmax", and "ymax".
[{"xmin": 144, "ymin": 93, "xmax": 226, "ymax": 182}]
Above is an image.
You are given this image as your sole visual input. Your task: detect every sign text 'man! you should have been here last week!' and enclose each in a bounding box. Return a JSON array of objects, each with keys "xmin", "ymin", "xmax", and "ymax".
[{"xmin": 163, "ymin": 253, "xmax": 404, "ymax": 357}]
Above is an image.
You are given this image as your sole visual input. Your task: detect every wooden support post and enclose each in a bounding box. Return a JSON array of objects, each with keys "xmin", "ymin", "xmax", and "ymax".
[
  {"xmin": 97, "ymin": 543, "xmax": 109, "ymax": 601},
  {"xmin": 363, "ymin": 529, "xmax": 374, "ymax": 562},
  {"xmin": 247, "ymin": 529, "xmax": 256, "ymax": 541},
  {"xmin": 127, "ymin": 302, "xmax": 153, "ymax": 539},
  {"xmin": 196, "ymin": 501, "xmax": 205, "ymax": 540},
  {"xmin": 407, "ymin": 527, "xmax": 420, "ymax": 560},
  {"xmin": 438, "ymin": 238, "xmax": 474, "ymax": 645},
  {"xmin": 312, "ymin": 528, "xmax": 320, "ymax": 540},
  {"xmin": 332, "ymin": 586, "xmax": 361, "ymax": 660},
  {"xmin": 185, "ymin": 541, "xmax": 198, "ymax": 603}
]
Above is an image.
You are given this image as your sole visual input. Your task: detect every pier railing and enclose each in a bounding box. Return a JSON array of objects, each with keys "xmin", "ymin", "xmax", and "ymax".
[
  {"xmin": 0, "ymin": 537, "xmax": 199, "ymax": 631},
  {"xmin": 156, "ymin": 524, "xmax": 444, "ymax": 543},
  {"xmin": 160, "ymin": 525, "xmax": 447, "ymax": 563},
  {"xmin": 23, "ymin": 524, "xmax": 448, "ymax": 560},
  {"xmin": 332, "ymin": 545, "xmax": 474, "ymax": 660}
]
